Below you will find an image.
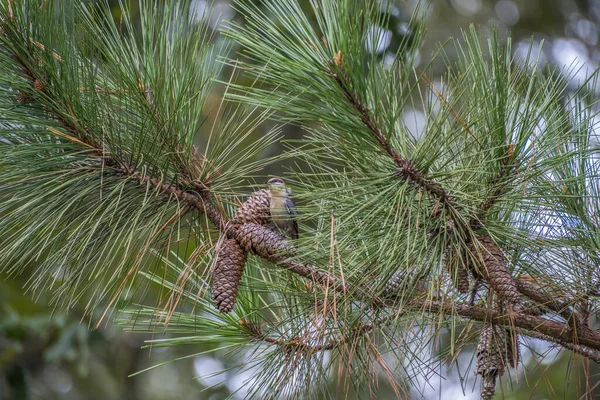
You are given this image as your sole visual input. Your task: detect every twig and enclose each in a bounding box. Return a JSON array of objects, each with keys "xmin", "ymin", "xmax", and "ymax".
[{"xmin": 413, "ymin": 299, "xmax": 600, "ymax": 356}]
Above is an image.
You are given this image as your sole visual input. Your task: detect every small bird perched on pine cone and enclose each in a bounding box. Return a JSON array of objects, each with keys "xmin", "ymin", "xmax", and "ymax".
[{"xmin": 267, "ymin": 177, "xmax": 299, "ymax": 240}]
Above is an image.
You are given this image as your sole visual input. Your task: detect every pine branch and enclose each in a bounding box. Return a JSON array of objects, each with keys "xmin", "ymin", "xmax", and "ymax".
[
  {"xmin": 119, "ymin": 163, "xmax": 599, "ymax": 357},
  {"xmin": 415, "ymin": 299, "xmax": 600, "ymax": 354},
  {"xmin": 518, "ymin": 330, "xmax": 600, "ymax": 363},
  {"xmin": 106, "ymin": 144, "xmax": 599, "ymax": 359},
  {"xmin": 328, "ymin": 57, "xmax": 464, "ymax": 222},
  {"xmin": 139, "ymin": 178, "xmax": 600, "ymax": 357},
  {"xmin": 4, "ymin": 29, "xmax": 219, "ymax": 221},
  {"xmin": 7, "ymin": 35, "xmax": 221, "ymax": 216},
  {"xmin": 515, "ymin": 279, "xmax": 579, "ymax": 327}
]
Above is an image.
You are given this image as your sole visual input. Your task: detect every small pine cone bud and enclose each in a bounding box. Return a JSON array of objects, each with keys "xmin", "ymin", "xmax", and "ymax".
[
  {"xmin": 233, "ymin": 189, "xmax": 271, "ymax": 225},
  {"xmin": 470, "ymin": 236, "xmax": 519, "ymax": 305},
  {"xmin": 212, "ymin": 238, "xmax": 248, "ymax": 313},
  {"xmin": 445, "ymin": 246, "xmax": 470, "ymax": 293},
  {"xmin": 235, "ymin": 223, "xmax": 294, "ymax": 258}
]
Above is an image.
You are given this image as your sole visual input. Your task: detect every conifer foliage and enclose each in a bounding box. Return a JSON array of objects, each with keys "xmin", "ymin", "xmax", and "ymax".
[{"xmin": 1, "ymin": 0, "xmax": 600, "ymax": 398}]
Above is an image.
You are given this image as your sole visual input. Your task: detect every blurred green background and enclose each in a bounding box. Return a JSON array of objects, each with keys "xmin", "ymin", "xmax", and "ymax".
[{"xmin": 2, "ymin": 0, "xmax": 600, "ymax": 399}]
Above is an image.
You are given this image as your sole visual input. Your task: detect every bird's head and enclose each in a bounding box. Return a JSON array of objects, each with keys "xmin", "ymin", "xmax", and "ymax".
[{"xmin": 267, "ymin": 177, "xmax": 288, "ymax": 196}]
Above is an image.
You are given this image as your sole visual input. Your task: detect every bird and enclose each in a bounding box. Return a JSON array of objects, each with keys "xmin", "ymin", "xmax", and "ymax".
[{"xmin": 267, "ymin": 177, "xmax": 299, "ymax": 240}]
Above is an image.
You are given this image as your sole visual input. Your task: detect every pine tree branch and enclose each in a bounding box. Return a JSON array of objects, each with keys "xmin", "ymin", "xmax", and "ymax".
[
  {"xmin": 327, "ymin": 56, "xmax": 463, "ymax": 220},
  {"xmin": 415, "ymin": 299, "xmax": 600, "ymax": 358},
  {"xmin": 517, "ymin": 330, "xmax": 600, "ymax": 363},
  {"xmin": 110, "ymin": 167, "xmax": 600, "ymax": 357},
  {"xmin": 240, "ymin": 289, "xmax": 598, "ymax": 360},
  {"xmin": 515, "ymin": 279, "xmax": 579, "ymax": 326},
  {"xmin": 241, "ymin": 310, "xmax": 406, "ymax": 353},
  {"xmin": 3, "ymin": 25, "xmax": 225, "ymax": 228},
  {"xmin": 195, "ymin": 198, "xmax": 599, "ymax": 356},
  {"xmin": 10, "ymin": 49, "xmax": 219, "ymax": 222},
  {"xmin": 242, "ymin": 318, "xmax": 338, "ymax": 351},
  {"xmin": 216, "ymin": 217, "xmax": 598, "ymax": 355}
]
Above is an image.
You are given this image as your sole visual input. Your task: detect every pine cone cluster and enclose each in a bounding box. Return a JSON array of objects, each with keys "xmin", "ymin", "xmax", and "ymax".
[
  {"xmin": 469, "ymin": 236, "xmax": 519, "ymax": 306},
  {"xmin": 212, "ymin": 238, "xmax": 248, "ymax": 313},
  {"xmin": 211, "ymin": 189, "xmax": 295, "ymax": 313}
]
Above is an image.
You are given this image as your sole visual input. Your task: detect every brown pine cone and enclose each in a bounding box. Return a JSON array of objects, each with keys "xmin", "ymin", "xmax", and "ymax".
[
  {"xmin": 445, "ymin": 246, "xmax": 470, "ymax": 293},
  {"xmin": 233, "ymin": 189, "xmax": 271, "ymax": 225},
  {"xmin": 212, "ymin": 238, "xmax": 248, "ymax": 313},
  {"xmin": 234, "ymin": 223, "xmax": 294, "ymax": 258},
  {"xmin": 382, "ymin": 270, "xmax": 409, "ymax": 296},
  {"xmin": 476, "ymin": 322, "xmax": 519, "ymax": 399},
  {"xmin": 476, "ymin": 323, "xmax": 504, "ymax": 400},
  {"xmin": 469, "ymin": 236, "xmax": 519, "ymax": 305}
]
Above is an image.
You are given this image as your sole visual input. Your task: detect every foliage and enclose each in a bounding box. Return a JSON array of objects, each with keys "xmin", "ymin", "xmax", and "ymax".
[
  {"xmin": 0, "ymin": 0, "xmax": 277, "ymax": 313},
  {"xmin": 1, "ymin": 0, "xmax": 600, "ymax": 399}
]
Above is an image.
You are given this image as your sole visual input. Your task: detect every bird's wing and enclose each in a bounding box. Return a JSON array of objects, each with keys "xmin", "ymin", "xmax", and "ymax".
[{"xmin": 285, "ymin": 198, "xmax": 299, "ymax": 240}]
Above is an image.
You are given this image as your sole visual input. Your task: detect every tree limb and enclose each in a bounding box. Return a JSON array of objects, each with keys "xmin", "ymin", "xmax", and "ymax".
[
  {"xmin": 515, "ymin": 279, "xmax": 578, "ymax": 326},
  {"xmin": 517, "ymin": 329, "xmax": 600, "ymax": 363}
]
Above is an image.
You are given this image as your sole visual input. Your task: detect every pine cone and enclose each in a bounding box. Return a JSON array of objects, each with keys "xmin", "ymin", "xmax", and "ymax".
[
  {"xmin": 476, "ymin": 323, "xmax": 504, "ymax": 400},
  {"xmin": 233, "ymin": 189, "xmax": 271, "ymax": 225},
  {"xmin": 469, "ymin": 236, "xmax": 519, "ymax": 305},
  {"xmin": 445, "ymin": 246, "xmax": 470, "ymax": 293},
  {"xmin": 212, "ymin": 238, "xmax": 248, "ymax": 313},
  {"xmin": 234, "ymin": 223, "xmax": 294, "ymax": 258},
  {"xmin": 381, "ymin": 270, "xmax": 410, "ymax": 297},
  {"xmin": 480, "ymin": 375, "xmax": 496, "ymax": 400},
  {"xmin": 476, "ymin": 322, "xmax": 519, "ymax": 399}
]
